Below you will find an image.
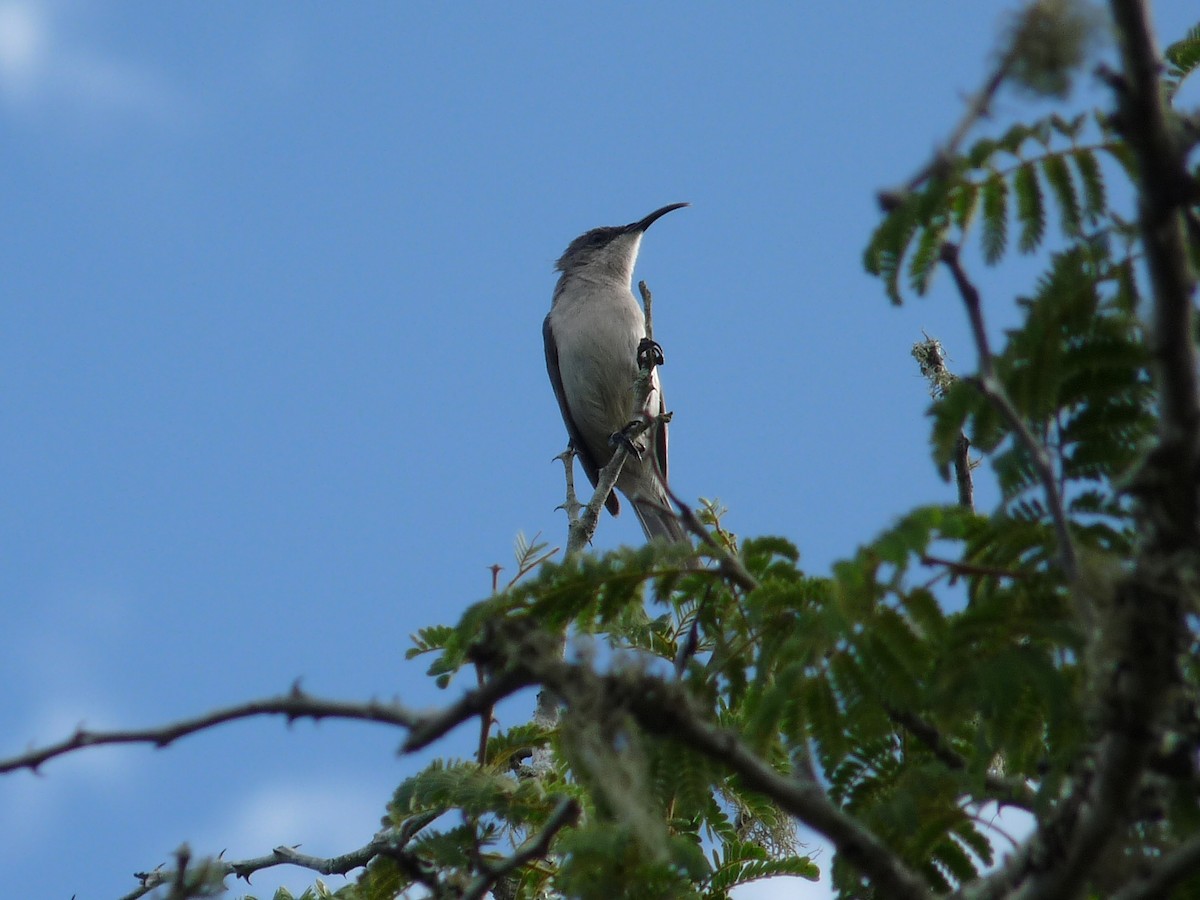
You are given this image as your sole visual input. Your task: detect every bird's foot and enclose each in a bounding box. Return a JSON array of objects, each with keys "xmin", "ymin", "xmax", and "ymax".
[
  {"xmin": 609, "ymin": 424, "xmax": 645, "ymax": 459},
  {"xmin": 637, "ymin": 338, "xmax": 664, "ymax": 369}
]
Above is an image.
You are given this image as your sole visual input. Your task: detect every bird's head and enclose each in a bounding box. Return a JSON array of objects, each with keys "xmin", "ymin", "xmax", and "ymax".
[{"xmin": 555, "ymin": 202, "xmax": 688, "ymax": 284}]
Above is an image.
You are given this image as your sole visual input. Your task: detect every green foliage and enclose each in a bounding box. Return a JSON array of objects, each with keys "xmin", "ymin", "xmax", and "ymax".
[
  {"xmin": 271, "ymin": 16, "xmax": 1200, "ymax": 900},
  {"xmin": 1002, "ymin": 0, "xmax": 1103, "ymax": 98},
  {"xmin": 1164, "ymin": 23, "xmax": 1200, "ymax": 100},
  {"xmin": 864, "ymin": 114, "xmax": 1129, "ymax": 304},
  {"xmin": 928, "ymin": 241, "xmax": 1153, "ymax": 556}
]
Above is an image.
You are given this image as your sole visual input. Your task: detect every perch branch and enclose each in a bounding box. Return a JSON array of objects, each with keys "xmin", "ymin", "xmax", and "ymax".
[{"xmin": 564, "ymin": 280, "xmax": 668, "ymax": 556}]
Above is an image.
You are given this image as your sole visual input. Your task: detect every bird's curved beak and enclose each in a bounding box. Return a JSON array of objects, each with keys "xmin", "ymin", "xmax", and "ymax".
[{"xmin": 625, "ymin": 202, "xmax": 689, "ymax": 234}]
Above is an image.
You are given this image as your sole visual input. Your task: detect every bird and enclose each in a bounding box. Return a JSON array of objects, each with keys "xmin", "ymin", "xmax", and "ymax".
[{"xmin": 543, "ymin": 203, "xmax": 690, "ymax": 543}]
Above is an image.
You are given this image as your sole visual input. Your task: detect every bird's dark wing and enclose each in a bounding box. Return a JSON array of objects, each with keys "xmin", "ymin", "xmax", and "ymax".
[{"xmin": 543, "ymin": 314, "xmax": 620, "ymax": 515}]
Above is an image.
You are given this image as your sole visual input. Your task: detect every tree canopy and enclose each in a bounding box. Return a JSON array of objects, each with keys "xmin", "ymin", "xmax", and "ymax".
[{"xmin": 6, "ymin": 2, "xmax": 1199, "ymax": 898}]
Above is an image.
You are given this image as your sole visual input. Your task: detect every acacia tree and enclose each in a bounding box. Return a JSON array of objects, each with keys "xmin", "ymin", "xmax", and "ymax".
[{"xmin": 5, "ymin": 2, "xmax": 1200, "ymax": 898}]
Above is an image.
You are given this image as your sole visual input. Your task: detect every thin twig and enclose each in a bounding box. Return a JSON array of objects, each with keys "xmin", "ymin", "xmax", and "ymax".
[
  {"xmin": 0, "ymin": 684, "xmax": 418, "ymax": 776},
  {"xmin": 403, "ymin": 668, "xmax": 535, "ymax": 754},
  {"xmin": 886, "ymin": 705, "xmax": 1035, "ymax": 810},
  {"xmin": 122, "ymin": 813, "xmax": 442, "ymax": 900},
  {"xmin": 938, "ymin": 242, "xmax": 1079, "ymax": 585},
  {"xmin": 880, "ymin": 52, "xmax": 1015, "ymax": 207},
  {"xmin": 639, "ymin": 280, "xmax": 655, "ymax": 341},
  {"xmin": 554, "ymin": 447, "xmax": 583, "ymax": 531},
  {"xmin": 461, "ymin": 797, "xmax": 580, "ymax": 900},
  {"xmin": 954, "ymin": 432, "xmax": 975, "ymax": 509},
  {"xmin": 661, "ymin": 482, "xmax": 758, "ymax": 593},
  {"xmin": 564, "ymin": 281, "xmax": 663, "ymax": 557},
  {"xmin": 921, "ymin": 553, "xmax": 1029, "ymax": 581}
]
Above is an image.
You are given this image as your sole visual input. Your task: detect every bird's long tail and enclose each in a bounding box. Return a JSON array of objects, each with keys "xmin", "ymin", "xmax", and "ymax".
[{"xmin": 631, "ymin": 493, "xmax": 691, "ymax": 545}]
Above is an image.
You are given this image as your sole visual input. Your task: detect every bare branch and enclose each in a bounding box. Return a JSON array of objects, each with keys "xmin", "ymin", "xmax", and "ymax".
[
  {"xmin": 564, "ymin": 281, "xmax": 665, "ymax": 557},
  {"xmin": 954, "ymin": 432, "xmax": 975, "ymax": 510},
  {"xmin": 554, "ymin": 446, "xmax": 583, "ymax": 531},
  {"xmin": 938, "ymin": 242, "xmax": 1079, "ymax": 586},
  {"xmin": 461, "ymin": 797, "xmax": 580, "ymax": 900},
  {"xmin": 920, "ymin": 553, "xmax": 1030, "ymax": 581},
  {"xmin": 0, "ymin": 685, "xmax": 418, "ymax": 776},
  {"xmin": 638, "ymin": 279, "xmax": 655, "ymax": 341},
  {"xmin": 886, "ymin": 704, "xmax": 1036, "ymax": 811},
  {"xmin": 403, "ymin": 667, "xmax": 535, "ymax": 754},
  {"xmin": 880, "ymin": 52, "xmax": 1014, "ymax": 206},
  {"xmin": 1110, "ymin": 0, "xmax": 1200, "ymax": 548},
  {"xmin": 122, "ymin": 812, "xmax": 442, "ymax": 900}
]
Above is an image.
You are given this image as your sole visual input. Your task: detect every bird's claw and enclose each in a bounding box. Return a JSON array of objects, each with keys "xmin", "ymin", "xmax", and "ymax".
[
  {"xmin": 637, "ymin": 338, "xmax": 664, "ymax": 369},
  {"xmin": 609, "ymin": 426, "xmax": 644, "ymax": 459}
]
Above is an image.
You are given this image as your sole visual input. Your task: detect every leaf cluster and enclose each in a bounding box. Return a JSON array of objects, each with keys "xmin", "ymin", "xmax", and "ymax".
[
  {"xmin": 865, "ymin": 113, "xmax": 1131, "ymax": 304},
  {"xmin": 267, "ymin": 17, "xmax": 1200, "ymax": 900}
]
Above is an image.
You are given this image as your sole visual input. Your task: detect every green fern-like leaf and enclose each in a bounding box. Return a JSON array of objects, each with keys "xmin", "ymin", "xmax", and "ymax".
[
  {"xmin": 1013, "ymin": 162, "xmax": 1046, "ymax": 253},
  {"xmin": 802, "ymin": 674, "xmax": 848, "ymax": 764},
  {"xmin": 981, "ymin": 173, "xmax": 1009, "ymax": 263},
  {"xmin": 951, "ymin": 180, "xmax": 980, "ymax": 230},
  {"xmin": 406, "ymin": 624, "xmax": 456, "ymax": 658},
  {"xmin": 1071, "ymin": 148, "xmax": 1106, "ymax": 224},
  {"xmin": 864, "ymin": 193, "xmax": 924, "ymax": 305},
  {"xmin": 909, "ymin": 215, "xmax": 951, "ymax": 295},
  {"xmin": 706, "ymin": 841, "xmax": 819, "ymax": 895},
  {"xmin": 1164, "ymin": 23, "xmax": 1200, "ymax": 100},
  {"xmin": 1041, "ymin": 153, "xmax": 1081, "ymax": 235}
]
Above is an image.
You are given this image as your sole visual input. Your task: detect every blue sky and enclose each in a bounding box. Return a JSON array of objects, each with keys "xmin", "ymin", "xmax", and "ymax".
[{"xmin": 2, "ymin": 3, "xmax": 1196, "ymax": 899}]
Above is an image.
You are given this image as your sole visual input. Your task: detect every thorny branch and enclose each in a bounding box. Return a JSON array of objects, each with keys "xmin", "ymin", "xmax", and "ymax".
[
  {"xmin": 564, "ymin": 280, "xmax": 670, "ymax": 557},
  {"xmin": 0, "ymin": 668, "xmax": 561, "ymax": 898},
  {"xmin": 0, "ymin": 683, "xmax": 418, "ymax": 776},
  {"xmin": 122, "ymin": 814, "xmax": 441, "ymax": 900},
  {"xmin": 460, "ymin": 797, "xmax": 580, "ymax": 900}
]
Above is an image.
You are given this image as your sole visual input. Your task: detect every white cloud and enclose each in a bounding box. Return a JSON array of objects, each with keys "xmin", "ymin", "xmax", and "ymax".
[
  {"xmin": 0, "ymin": 0, "xmax": 182, "ymax": 124},
  {"xmin": 0, "ymin": 698, "xmax": 135, "ymax": 858},
  {"xmin": 0, "ymin": 1, "xmax": 44, "ymax": 94}
]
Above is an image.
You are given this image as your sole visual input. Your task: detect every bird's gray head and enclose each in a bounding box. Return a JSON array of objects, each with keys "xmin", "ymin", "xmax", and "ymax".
[{"xmin": 555, "ymin": 202, "xmax": 688, "ymax": 284}]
